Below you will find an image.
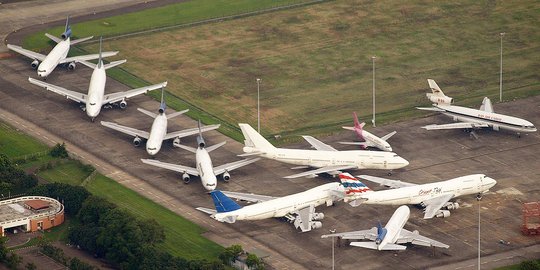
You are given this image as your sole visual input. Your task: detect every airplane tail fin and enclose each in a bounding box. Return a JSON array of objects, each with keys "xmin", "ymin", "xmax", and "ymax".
[
  {"xmin": 339, "ymin": 173, "xmax": 372, "ymax": 196},
  {"xmin": 479, "ymin": 97, "xmax": 494, "ymax": 113},
  {"xmin": 352, "ymin": 112, "xmax": 365, "ymax": 130},
  {"xmin": 238, "ymin": 123, "xmax": 275, "ymax": 151},
  {"xmin": 426, "ymin": 79, "xmax": 453, "ymax": 105},
  {"xmin": 97, "ymin": 37, "xmax": 103, "ymax": 68},
  {"xmin": 210, "ymin": 190, "xmax": 242, "ymax": 213},
  {"xmin": 158, "ymin": 88, "xmax": 166, "ymax": 114},
  {"xmin": 196, "ymin": 120, "xmax": 205, "ymax": 148},
  {"xmin": 61, "ymin": 16, "xmax": 72, "ymax": 39}
]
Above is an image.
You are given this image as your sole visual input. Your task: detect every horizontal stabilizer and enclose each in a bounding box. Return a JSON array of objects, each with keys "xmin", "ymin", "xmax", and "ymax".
[
  {"xmin": 342, "ymin": 126, "xmax": 356, "ymax": 131},
  {"xmin": 416, "ymin": 107, "xmax": 445, "ymax": 112},
  {"xmin": 166, "ymin": 109, "xmax": 189, "ymax": 119},
  {"xmin": 175, "ymin": 143, "xmax": 197, "ymax": 154},
  {"xmin": 137, "ymin": 108, "xmax": 158, "ymax": 119},
  {"xmin": 70, "ymin": 36, "xmax": 93, "ymax": 45},
  {"xmin": 350, "ymin": 241, "xmax": 378, "ymax": 250},
  {"xmin": 351, "ymin": 242, "xmax": 407, "ymax": 250},
  {"xmin": 45, "ymin": 33, "xmax": 62, "ymax": 43},
  {"xmin": 195, "ymin": 207, "xmax": 216, "ymax": 215},
  {"xmin": 237, "ymin": 151, "xmax": 263, "ymax": 157},
  {"xmin": 206, "ymin": 141, "xmax": 226, "ymax": 153},
  {"xmin": 78, "ymin": 60, "xmax": 96, "ymax": 69},
  {"xmin": 104, "ymin": 59, "xmax": 127, "ymax": 70}
]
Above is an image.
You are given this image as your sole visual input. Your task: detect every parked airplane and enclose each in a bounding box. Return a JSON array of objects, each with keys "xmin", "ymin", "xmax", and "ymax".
[
  {"xmin": 342, "ymin": 173, "xmax": 497, "ymax": 218},
  {"xmin": 237, "ymin": 123, "xmax": 408, "ymax": 179},
  {"xmin": 141, "ymin": 121, "xmax": 259, "ymax": 191},
  {"xmin": 101, "ymin": 91, "xmax": 220, "ymax": 155},
  {"xmin": 321, "ymin": 205, "xmax": 449, "ymax": 250},
  {"xmin": 417, "ymin": 79, "xmax": 537, "ymax": 137},
  {"xmin": 27, "ymin": 37, "xmax": 165, "ymax": 121},
  {"xmin": 7, "ymin": 17, "xmax": 118, "ymax": 78},
  {"xmin": 340, "ymin": 112, "xmax": 397, "ymax": 151},
  {"xmin": 196, "ymin": 177, "xmax": 357, "ymax": 232}
]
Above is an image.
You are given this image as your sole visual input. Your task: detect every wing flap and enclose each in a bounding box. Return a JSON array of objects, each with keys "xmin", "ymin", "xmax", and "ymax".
[
  {"xmin": 221, "ymin": 191, "xmax": 277, "ymax": 203},
  {"xmin": 422, "ymin": 194, "xmax": 454, "ymax": 219},
  {"xmin": 140, "ymin": 159, "xmax": 199, "ymax": 176},
  {"xmin": 7, "ymin": 44, "xmax": 46, "ymax": 61},
  {"xmin": 357, "ymin": 175, "xmax": 417, "ymax": 188},
  {"xmin": 423, "ymin": 122, "xmax": 489, "ymax": 130},
  {"xmin": 321, "ymin": 228, "xmax": 377, "ymax": 241},
  {"xmin": 28, "ymin": 78, "xmax": 86, "ymax": 103},
  {"xmin": 61, "ymin": 51, "xmax": 118, "ymax": 64},
  {"xmin": 103, "ymin": 81, "xmax": 167, "ymax": 105}
]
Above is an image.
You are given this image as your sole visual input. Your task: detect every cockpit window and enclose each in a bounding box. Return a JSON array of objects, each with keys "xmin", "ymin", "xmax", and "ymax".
[
  {"xmin": 89, "ymin": 103, "xmax": 96, "ymax": 106},
  {"xmin": 148, "ymin": 147, "xmax": 157, "ymax": 150}
]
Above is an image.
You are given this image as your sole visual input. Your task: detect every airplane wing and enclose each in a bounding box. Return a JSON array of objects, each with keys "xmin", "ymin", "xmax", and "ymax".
[
  {"xmin": 302, "ymin": 136, "xmax": 337, "ymax": 151},
  {"xmin": 321, "ymin": 227, "xmax": 378, "ymax": 241},
  {"xmin": 284, "ymin": 165, "xmax": 357, "ymax": 179},
  {"xmin": 28, "ymin": 78, "xmax": 86, "ymax": 103},
  {"xmin": 7, "ymin": 44, "xmax": 46, "ymax": 61},
  {"xmin": 422, "ymin": 194, "xmax": 455, "ymax": 219},
  {"xmin": 60, "ymin": 51, "xmax": 119, "ymax": 64},
  {"xmin": 102, "ymin": 82, "xmax": 167, "ymax": 105},
  {"xmin": 213, "ymin": 158, "xmax": 261, "ymax": 176},
  {"xmin": 397, "ymin": 228, "xmax": 449, "ymax": 248},
  {"xmin": 100, "ymin": 121, "xmax": 150, "ymax": 139},
  {"xmin": 293, "ymin": 204, "xmax": 317, "ymax": 232},
  {"xmin": 163, "ymin": 124, "xmax": 220, "ymax": 140},
  {"xmin": 140, "ymin": 159, "xmax": 199, "ymax": 176},
  {"xmin": 422, "ymin": 122, "xmax": 489, "ymax": 130},
  {"xmin": 357, "ymin": 175, "xmax": 417, "ymax": 189},
  {"xmin": 221, "ymin": 191, "xmax": 277, "ymax": 203},
  {"xmin": 380, "ymin": 131, "xmax": 397, "ymax": 141},
  {"xmin": 195, "ymin": 207, "xmax": 216, "ymax": 215}
]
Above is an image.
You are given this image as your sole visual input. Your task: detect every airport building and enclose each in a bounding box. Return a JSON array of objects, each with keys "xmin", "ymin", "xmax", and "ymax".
[{"xmin": 0, "ymin": 196, "xmax": 64, "ymax": 236}]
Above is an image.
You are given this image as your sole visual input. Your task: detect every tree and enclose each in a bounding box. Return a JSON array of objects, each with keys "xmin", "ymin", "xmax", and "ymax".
[
  {"xmin": 138, "ymin": 219, "xmax": 165, "ymax": 244},
  {"xmin": 25, "ymin": 262, "xmax": 37, "ymax": 270},
  {"xmin": 246, "ymin": 253, "xmax": 264, "ymax": 270},
  {"xmin": 0, "ymin": 237, "xmax": 9, "ymax": 262},
  {"xmin": 69, "ymin": 257, "xmax": 94, "ymax": 270},
  {"xmin": 219, "ymin": 244, "xmax": 243, "ymax": 265},
  {"xmin": 50, "ymin": 143, "xmax": 69, "ymax": 158},
  {"xmin": 5, "ymin": 252, "xmax": 22, "ymax": 269},
  {"xmin": 77, "ymin": 195, "xmax": 116, "ymax": 225},
  {"xmin": 31, "ymin": 183, "xmax": 90, "ymax": 215},
  {"xmin": 520, "ymin": 260, "xmax": 540, "ymax": 270}
]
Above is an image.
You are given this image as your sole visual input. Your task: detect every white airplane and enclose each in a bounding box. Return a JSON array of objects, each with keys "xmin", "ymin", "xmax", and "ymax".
[
  {"xmin": 342, "ymin": 173, "xmax": 497, "ymax": 219},
  {"xmin": 237, "ymin": 123, "xmax": 409, "ymax": 179},
  {"xmin": 7, "ymin": 17, "xmax": 118, "ymax": 78},
  {"xmin": 101, "ymin": 91, "xmax": 220, "ymax": 155},
  {"xmin": 196, "ymin": 177, "xmax": 358, "ymax": 232},
  {"xmin": 27, "ymin": 38, "xmax": 166, "ymax": 121},
  {"xmin": 321, "ymin": 205, "xmax": 449, "ymax": 251},
  {"xmin": 141, "ymin": 121, "xmax": 260, "ymax": 191},
  {"xmin": 418, "ymin": 79, "xmax": 537, "ymax": 137},
  {"xmin": 340, "ymin": 112, "xmax": 397, "ymax": 151}
]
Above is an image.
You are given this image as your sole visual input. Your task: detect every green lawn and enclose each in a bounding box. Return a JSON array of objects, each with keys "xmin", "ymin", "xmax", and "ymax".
[
  {"xmin": 37, "ymin": 160, "xmax": 93, "ymax": 186},
  {"xmin": 85, "ymin": 174, "xmax": 222, "ymax": 261},
  {"xmin": 0, "ymin": 122, "xmax": 49, "ymax": 159}
]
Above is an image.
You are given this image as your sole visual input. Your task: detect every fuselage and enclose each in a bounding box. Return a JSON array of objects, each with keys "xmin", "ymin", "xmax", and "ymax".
[
  {"xmin": 360, "ymin": 174, "xmax": 496, "ymax": 205},
  {"xmin": 195, "ymin": 148, "xmax": 217, "ymax": 191},
  {"xmin": 146, "ymin": 113, "xmax": 168, "ymax": 155},
  {"xmin": 356, "ymin": 128, "xmax": 392, "ymax": 152},
  {"xmin": 214, "ymin": 182, "xmax": 343, "ymax": 222},
  {"xmin": 37, "ymin": 38, "xmax": 70, "ymax": 78},
  {"xmin": 379, "ymin": 205, "xmax": 409, "ymax": 250},
  {"xmin": 437, "ymin": 104, "xmax": 536, "ymax": 133},
  {"xmin": 245, "ymin": 147, "xmax": 408, "ymax": 170},
  {"xmin": 85, "ymin": 63, "xmax": 106, "ymax": 119}
]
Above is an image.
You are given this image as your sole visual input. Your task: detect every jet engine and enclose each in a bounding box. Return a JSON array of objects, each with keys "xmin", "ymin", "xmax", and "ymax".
[
  {"xmin": 68, "ymin": 62, "xmax": 76, "ymax": 70},
  {"xmin": 427, "ymin": 93, "xmax": 453, "ymax": 105},
  {"xmin": 173, "ymin": 137, "xmax": 181, "ymax": 148},
  {"xmin": 31, "ymin": 60, "xmax": 39, "ymax": 69},
  {"xmin": 222, "ymin": 171, "xmax": 231, "ymax": 182},
  {"xmin": 492, "ymin": 125, "xmax": 500, "ymax": 131},
  {"xmin": 182, "ymin": 173, "xmax": 190, "ymax": 184},
  {"xmin": 444, "ymin": 202, "xmax": 459, "ymax": 210},
  {"xmin": 133, "ymin": 136, "xmax": 142, "ymax": 147},
  {"xmin": 310, "ymin": 221, "xmax": 322, "ymax": 230},
  {"xmin": 197, "ymin": 135, "xmax": 205, "ymax": 148},
  {"xmin": 61, "ymin": 28, "xmax": 72, "ymax": 39},
  {"xmin": 119, "ymin": 99, "xmax": 127, "ymax": 109},
  {"xmin": 435, "ymin": 210, "xmax": 451, "ymax": 218},
  {"xmin": 312, "ymin": 213, "xmax": 324, "ymax": 221}
]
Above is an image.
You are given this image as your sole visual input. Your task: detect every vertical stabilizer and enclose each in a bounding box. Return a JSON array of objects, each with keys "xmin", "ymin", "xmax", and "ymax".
[
  {"xmin": 61, "ymin": 16, "xmax": 72, "ymax": 40},
  {"xmin": 238, "ymin": 123, "xmax": 275, "ymax": 150},
  {"xmin": 97, "ymin": 36, "xmax": 103, "ymax": 68},
  {"xmin": 158, "ymin": 87, "xmax": 166, "ymax": 114},
  {"xmin": 339, "ymin": 173, "xmax": 372, "ymax": 195},
  {"xmin": 353, "ymin": 112, "xmax": 366, "ymax": 130},
  {"xmin": 210, "ymin": 190, "xmax": 242, "ymax": 213},
  {"xmin": 479, "ymin": 97, "xmax": 494, "ymax": 113},
  {"xmin": 196, "ymin": 120, "xmax": 205, "ymax": 148},
  {"xmin": 426, "ymin": 79, "xmax": 453, "ymax": 104}
]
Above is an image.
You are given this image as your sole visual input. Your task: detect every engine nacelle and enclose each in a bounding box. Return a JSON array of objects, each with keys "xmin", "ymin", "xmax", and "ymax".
[
  {"xmin": 31, "ymin": 60, "xmax": 39, "ymax": 69},
  {"xmin": 173, "ymin": 137, "xmax": 181, "ymax": 148},
  {"xmin": 197, "ymin": 135, "xmax": 205, "ymax": 148},
  {"xmin": 427, "ymin": 93, "xmax": 453, "ymax": 105},
  {"xmin": 493, "ymin": 125, "xmax": 500, "ymax": 131},
  {"xmin": 445, "ymin": 202, "xmax": 459, "ymax": 210},
  {"xmin": 312, "ymin": 213, "xmax": 324, "ymax": 221},
  {"xmin": 435, "ymin": 210, "xmax": 451, "ymax": 218},
  {"xmin": 222, "ymin": 171, "xmax": 231, "ymax": 182},
  {"xmin": 68, "ymin": 62, "xmax": 76, "ymax": 70},
  {"xmin": 119, "ymin": 99, "xmax": 127, "ymax": 109},
  {"xmin": 310, "ymin": 221, "xmax": 322, "ymax": 230},
  {"xmin": 182, "ymin": 173, "xmax": 190, "ymax": 184},
  {"xmin": 61, "ymin": 28, "xmax": 72, "ymax": 39},
  {"xmin": 133, "ymin": 136, "xmax": 142, "ymax": 147}
]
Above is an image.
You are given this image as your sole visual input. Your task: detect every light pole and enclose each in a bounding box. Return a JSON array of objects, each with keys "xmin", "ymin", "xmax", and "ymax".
[
  {"xmin": 371, "ymin": 56, "xmax": 377, "ymax": 127},
  {"xmin": 477, "ymin": 194, "xmax": 482, "ymax": 270},
  {"xmin": 499, "ymin": 32, "xmax": 505, "ymax": 102},
  {"xmin": 330, "ymin": 229, "xmax": 336, "ymax": 270},
  {"xmin": 257, "ymin": 78, "xmax": 261, "ymax": 133}
]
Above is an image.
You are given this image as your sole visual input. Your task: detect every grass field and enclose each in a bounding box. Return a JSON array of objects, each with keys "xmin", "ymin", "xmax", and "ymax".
[
  {"xmin": 0, "ymin": 122, "xmax": 49, "ymax": 159},
  {"xmin": 37, "ymin": 160, "xmax": 93, "ymax": 186},
  {"xmin": 73, "ymin": 0, "xmax": 540, "ymax": 141},
  {"xmin": 85, "ymin": 174, "xmax": 223, "ymax": 260}
]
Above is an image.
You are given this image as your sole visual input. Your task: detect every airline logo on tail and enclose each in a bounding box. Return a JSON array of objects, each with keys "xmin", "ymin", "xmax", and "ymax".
[
  {"xmin": 339, "ymin": 173, "xmax": 372, "ymax": 195},
  {"xmin": 352, "ymin": 112, "xmax": 366, "ymax": 140}
]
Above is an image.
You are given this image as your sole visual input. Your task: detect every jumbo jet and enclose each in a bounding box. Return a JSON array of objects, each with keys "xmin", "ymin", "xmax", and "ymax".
[
  {"xmin": 417, "ymin": 79, "xmax": 536, "ymax": 137},
  {"xmin": 237, "ymin": 123, "xmax": 408, "ymax": 179},
  {"xmin": 196, "ymin": 174, "xmax": 362, "ymax": 232},
  {"xmin": 101, "ymin": 91, "xmax": 220, "ymax": 155},
  {"xmin": 28, "ymin": 38, "xmax": 165, "ymax": 121},
  {"xmin": 342, "ymin": 173, "xmax": 497, "ymax": 218},
  {"xmin": 340, "ymin": 112, "xmax": 397, "ymax": 151},
  {"xmin": 321, "ymin": 205, "xmax": 449, "ymax": 251},
  {"xmin": 7, "ymin": 17, "xmax": 118, "ymax": 78},
  {"xmin": 141, "ymin": 121, "xmax": 259, "ymax": 191}
]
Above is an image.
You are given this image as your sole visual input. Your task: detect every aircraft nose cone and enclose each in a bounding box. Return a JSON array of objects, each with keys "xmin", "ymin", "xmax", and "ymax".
[{"xmin": 401, "ymin": 157, "xmax": 409, "ymax": 167}]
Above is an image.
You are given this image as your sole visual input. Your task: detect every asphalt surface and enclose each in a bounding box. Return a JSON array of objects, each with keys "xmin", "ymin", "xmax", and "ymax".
[{"xmin": 1, "ymin": 56, "xmax": 539, "ymax": 269}]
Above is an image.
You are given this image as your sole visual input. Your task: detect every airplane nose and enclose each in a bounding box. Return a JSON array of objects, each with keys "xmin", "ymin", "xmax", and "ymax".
[{"xmin": 401, "ymin": 158, "xmax": 409, "ymax": 166}]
